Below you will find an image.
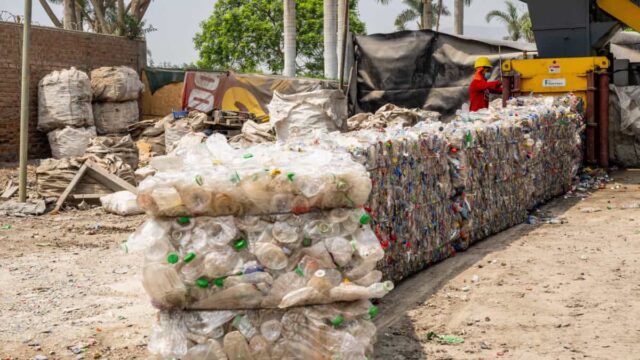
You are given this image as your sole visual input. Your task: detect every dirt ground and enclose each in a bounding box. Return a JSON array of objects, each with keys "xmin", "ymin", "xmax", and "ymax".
[{"xmin": 1, "ymin": 169, "xmax": 640, "ymax": 359}]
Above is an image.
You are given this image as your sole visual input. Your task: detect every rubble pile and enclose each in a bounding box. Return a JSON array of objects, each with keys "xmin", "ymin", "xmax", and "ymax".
[{"xmin": 127, "ymin": 135, "xmax": 389, "ymax": 359}]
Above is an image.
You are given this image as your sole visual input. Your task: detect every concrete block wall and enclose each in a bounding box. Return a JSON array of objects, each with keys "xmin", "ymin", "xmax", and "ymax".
[{"xmin": 0, "ymin": 21, "xmax": 146, "ymax": 162}]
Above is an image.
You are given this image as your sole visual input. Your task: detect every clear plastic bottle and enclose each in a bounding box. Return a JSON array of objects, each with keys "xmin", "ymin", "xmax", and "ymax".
[
  {"xmin": 232, "ymin": 315, "xmax": 257, "ymax": 339},
  {"xmin": 307, "ymin": 269, "xmax": 342, "ymax": 294},
  {"xmin": 151, "ymin": 186, "xmax": 185, "ymax": 215},
  {"xmin": 329, "ymin": 283, "xmax": 370, "ymax": 302},
  {"xmin": 203, "ymin": 246, "xmax": 241, "ymax": 278},
  {"xmin": 184, "ymin": 311, "xmax": 236, "ymax": 338},
  {"xmin": 352, "ymin": 228, "xmax": 384, "ymax": 262},
  {"xmin": 192, "ymin": 283, "xmax": 263, "ymax": 310},
  {"xmin": 254, "ymin": 243, "xmax": 288, "ymax": 270},
  {"xmin": 271, "ymin": 222, "xmax": 300, "ymax": 244},
  {"xmin": 324, "ymin": 237, "xmax": 353, "ymax": 266},
  {"xmin": 249, "ymin": 335, "xmax": 272, "ymax": 360},
  {"xmin": 278, "ymin": 286, "xmax": 324, "ymax": 308},
  {"xmin": 260, "ymin": 319, "xmax": 282, "ymax": 343},
  {"xmin": 179, "ymin": 185, "xmax": 213, "ymax": 214},
  {"xmin": 142, "ymin": 262, "xmax": 187, "ymax": 309},
  {"xmin": 367, "ymin": 281, "xmax": 395, "ymax": 298},
  {"xmin": 222, "ymin": 331, "xmax": 255, "ymax": 360},
  {"xmin": 183, "ymin": 339, "xmax": 228, "ymax": 360},
  {"xmin": 352, "ymin": 270, "xmax": 382, "ymax": 287}
]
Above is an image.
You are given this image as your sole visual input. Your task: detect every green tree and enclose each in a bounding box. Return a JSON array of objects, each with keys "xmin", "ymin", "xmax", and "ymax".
[
  {"xmin": 377, "ymin": 0, "xmax": 450, "ymax": 31},
  {"xmin": 194, "ymin": 0, "xmax": 366, "ymax": 77},
  {"xmin": 485, "ymin": 0, "xmax": 532, "ymax": 42}
]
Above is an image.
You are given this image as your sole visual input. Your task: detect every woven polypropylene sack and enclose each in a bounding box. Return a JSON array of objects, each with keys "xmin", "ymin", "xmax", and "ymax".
[
  {"xmin": 91, "ymin": 66, "xmax": 144, "ymax": 102},
  {"xmin": 93, "ymin": 101, "xmax": 140, "ymax": 135},
  {"xmin": 47, "ymin": 126, "xmax": 96, "ymax": 159},
  {"xmin": 38, "ymin": 68, "xmax": 94, "ymax": 132}
]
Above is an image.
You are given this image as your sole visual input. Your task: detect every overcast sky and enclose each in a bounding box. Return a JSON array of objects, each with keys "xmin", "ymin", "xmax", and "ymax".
[{"xmin": 1, "ymin": 0, "xmax": 528, "ymax": 65}]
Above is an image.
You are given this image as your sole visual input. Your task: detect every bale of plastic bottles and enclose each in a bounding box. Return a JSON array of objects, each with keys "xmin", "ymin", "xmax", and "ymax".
[
  {"xmin": 305, "ymin": 95, "xmax": 585, "ymax": 282},
  {"xmin": 135, "ymin": 135, "xmax": 372, "ymax": 218},
  {"xmin": 148, "ymin": 299, "xmax": 379, "ymax": 359},
  {"xmin": 127, "ymin": 208, "xmax": 393, "ymax": 310}
]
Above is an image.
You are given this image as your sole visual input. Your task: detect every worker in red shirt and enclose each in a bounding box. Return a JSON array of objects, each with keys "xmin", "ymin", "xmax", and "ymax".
[{"xmin": 469, "ymin": 57, "xmax": 502, "ymax": 112}]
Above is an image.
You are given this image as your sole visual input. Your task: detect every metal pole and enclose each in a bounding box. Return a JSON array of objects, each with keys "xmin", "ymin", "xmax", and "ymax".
[
  {"xmin": 18, "ymin": 0, "xmax": 32, "ymax": 203},
  {"xmin": 338, "ymin": 0, "xmax": 349, "ymax": 90},
  {"xmin": 586, "ymin": 71, "xmax": 597, "ymax": 165}
]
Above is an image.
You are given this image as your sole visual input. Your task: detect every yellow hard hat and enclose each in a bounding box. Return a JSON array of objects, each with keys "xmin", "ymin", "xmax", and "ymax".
[{"xmin": 474, "ymin": 57, "xmax": 493, "ymax": 69}]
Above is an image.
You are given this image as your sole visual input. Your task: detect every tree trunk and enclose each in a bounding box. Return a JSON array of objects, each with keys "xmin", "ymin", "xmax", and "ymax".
[
  {"xmin": 89, "ymin": 0, "xmax": 112, "ymax": 34},
  {"xmin": 75, "ymin": 1, "xmax": 83, "ymax": 31},
  {"xmin": 38, "ymin": 0, "xmax": 63, "ymax": 28},
  {"xmin": 454, "ymin": 0, "xmax": 463, "ymax": 35},
  {"xmin": 63, "ymin": 0, "xmax": 77, "ymax": 30},
  {"xmin": 324, "ymin": 0, "xmax": 338, "ymax": 79},
  {"xmin": 283, "ymin": 0, "xmax": 296, "ymax": 77},
  {"xmin": 423, "ymin": 0, "xmax": 433, "ymax": 30},
  {"xmin": 337, "ymin": 0, "xmax": 349, "ymax": 80},
  {"xmin": 117, "ymin": 0, "xmax": 126, "ymax": 35}
]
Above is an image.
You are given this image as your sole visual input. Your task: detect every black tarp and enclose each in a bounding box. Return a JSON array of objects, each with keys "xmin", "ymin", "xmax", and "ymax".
[{"xmin": 351, "ymin": 30, "xmax": 533, "ymax": 117}]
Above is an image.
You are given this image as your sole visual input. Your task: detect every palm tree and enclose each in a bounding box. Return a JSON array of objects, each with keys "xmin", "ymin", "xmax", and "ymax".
[
  {"xmin": 485, "ymin": 0, "xmax": 531, "ymax": 42},
  {"xmin": 324, "ymin": 0, "xmax": 338, "ymax": 78},
  {"xmin": 389, "ymin": 0, "xmax": 450, "ymax": 31},
  {"xmin": 337, "ymin": 0, "xmax": 348, "ymax": 79},
  {"xmin": 283, "ymin": 0, "xmax": 297, "ymax": 77},
  {"xmin": 454, "ymin": 0, "xmax": 472, "ymax": 35},
  {"xmin": 63, "ymin": 0, "xmax": 76, "ymax": 29}
]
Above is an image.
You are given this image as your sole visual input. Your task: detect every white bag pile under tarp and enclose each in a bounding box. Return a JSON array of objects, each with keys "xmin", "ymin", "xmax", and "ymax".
[
  {"xmin": 38, "ymin": 67, "xmax": 94, "ymax": 133},
  {"xmin": 47, "ymin": 126, "xmax": 97, "ymax": 159},
  {"xmin": 268, "ymin": 90, "xmax": 347, "ymax": 144},
  {"xmin": 91, "ymin": 66, "xmax": 144, "ymax": 102},
  {"xmin": 100, "ymin": 191, "xmax": 143, "ymax": 216},
  {"xmin": 93, "ymin": 100, "xmax": 140, "ymax": 135}
]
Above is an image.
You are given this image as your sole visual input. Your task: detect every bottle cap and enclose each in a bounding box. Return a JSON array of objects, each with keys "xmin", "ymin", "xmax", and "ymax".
[
  {"xmin": 294, "ymin": 266, "xmax": 304, "ymax": 277},
  {"xmin": 368, "ymin": 306, "xmax": 380, "ymax": 319},
  {"xmin": 183, "ymin": 252, "xmax": 196, "ymax": 263},
  {"xmin": 243, "ymin": 153, "xmax": 253, "ymax": 159},
  {"xmin": 314, "ymin": 270, "xmax": 326, "ymax": 278},
  {"xmin": 167, "ymin": 252, "xmax": 179, "ymax": 264},
  {"xmin": 177, "ymin": 216, "xmax": 191, "ymax": 225},
  {"xmin": 195, "ymin": 278, "xmax": 209, "ymax": 288},
  {"xmin": 195, "ymin": 175, "xmax": 204, "ymax": 186},
  {"xmin": 359, "ymin": 213, "xmax": 372, "ymax": 225},
  {"xmin": 287, "ymin": 172, "xmax": 296, "ymax": 181},
  {"xmin": 233, "ymin": 238, "xmax": 248, "ymax": 251},
  {"xmin": 213, "ymin": 277, "xmax": 225, "ymax": 288},
  {"xmin": 302, "ymin": 237, "xmax": 312, "ymax": 247},
  {"xmin": 330, "ymin": 315, "xmax": 344, "ymax": 328}
]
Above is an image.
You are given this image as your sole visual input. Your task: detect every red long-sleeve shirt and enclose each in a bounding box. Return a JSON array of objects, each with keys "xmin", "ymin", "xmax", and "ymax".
[{"xmin": 469, "ymin": 68, "xmax": 502, "ymax": 112}]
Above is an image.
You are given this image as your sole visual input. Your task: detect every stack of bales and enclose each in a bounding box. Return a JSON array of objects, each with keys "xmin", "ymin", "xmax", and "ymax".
[
  {"xmin": 127, "ymin": 138, "xmax": 393, "ymax": 359},
  {"xmin": 38, "ymin": 68, "xmax": 96, "ymax": 159},
  {"xmin": 89, "ymin": 66, "xmax": 143, "ymax": 169}
]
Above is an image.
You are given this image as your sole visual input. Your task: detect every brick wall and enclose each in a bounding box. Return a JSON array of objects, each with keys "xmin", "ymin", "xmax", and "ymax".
[{"xmin": 0, "ymin": 21, "xmax": 146, "ymax": 162}]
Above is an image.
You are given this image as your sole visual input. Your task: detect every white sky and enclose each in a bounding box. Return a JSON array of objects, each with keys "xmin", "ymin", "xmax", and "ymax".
[{"xmin": 1, "ymin": 0, "xmax": 528, "ymax": 65}]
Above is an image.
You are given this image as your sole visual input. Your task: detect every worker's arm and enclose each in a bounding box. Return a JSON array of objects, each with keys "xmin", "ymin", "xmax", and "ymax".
[{"xmin": 470, "ymin": 79, "xmax": 502, "ymax": 93}]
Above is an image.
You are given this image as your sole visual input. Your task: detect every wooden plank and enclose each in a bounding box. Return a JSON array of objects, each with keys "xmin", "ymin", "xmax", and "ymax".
[
  {"xmin": 85, "ymin": 163, "xmax": 138, "ymax": 194},
  {"xmin": 52, "ymin": 164, "xmax": 88, "ymax": 213},
  {"xmin": 70, "ymin": 194, "xmax": 106, "ymax": 201},
  {"xmin": 1, "ymin": 181, "xmax": 18, "ymax": 199}
]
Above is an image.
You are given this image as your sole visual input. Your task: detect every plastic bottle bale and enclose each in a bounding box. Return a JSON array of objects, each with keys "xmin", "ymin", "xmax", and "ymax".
[
  {"xmin": 91, "ymin": 66, "xmax": 144, "ymax": 102},
  {"xmin": 93, "ymin": 101, "xmax": 140, "ymax": 135},
  {"xmin": 47, "ymin": 126, "xmax": 96, "ymax": 159},
  {"xmin": 85, "ymin": 135, "xmax": 140, "ymax": 170},
  {"xmin": 38, "ymin": 68, "xmax": 94, "ymax": 132},
  {"xmin": 147, "ymin": 300, "xmax": 379, "ymax": 360}
]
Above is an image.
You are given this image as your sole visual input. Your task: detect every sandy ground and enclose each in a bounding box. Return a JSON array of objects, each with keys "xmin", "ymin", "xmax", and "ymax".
[{"xmin": 1, "ymin": 168, "xmax": 640, "ymax": 359}]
